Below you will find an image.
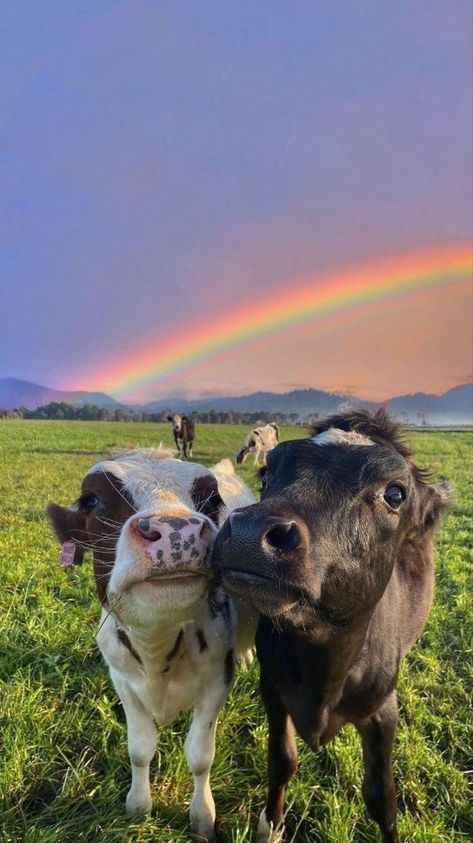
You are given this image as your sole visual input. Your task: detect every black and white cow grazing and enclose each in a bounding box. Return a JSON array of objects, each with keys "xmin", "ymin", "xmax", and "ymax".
[
  {"xmin": 167, "ymin": 414, "xmax": 195, "ymax": 458},
  {"xmin": 236, "ymin": 423, "xmax": 280, "ymax": 466},
  {"xmin": 214, "ymin": 410, "xmax": 452, "ymax": 842},
  {"xmin": 47, "ymin": 449, "xmax": 256, "ymax": 841}
]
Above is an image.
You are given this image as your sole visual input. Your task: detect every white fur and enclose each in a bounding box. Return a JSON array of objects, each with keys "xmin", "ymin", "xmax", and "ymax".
[
  {"xmin": 257, "ymin": 809, "xmax": 284, "ymax": 842},
  {"xmin": 312, "ymin": 428, "xmax": 374, "ymax": 447},
  {"xmin": 211, "ymin": 457, "xmax": 257, "ymax": 517}
]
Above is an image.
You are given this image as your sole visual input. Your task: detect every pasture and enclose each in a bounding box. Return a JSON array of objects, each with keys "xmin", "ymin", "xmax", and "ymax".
[{"xmin": 0, "ymin": 420, "xmax": 471, "ymax": 843}]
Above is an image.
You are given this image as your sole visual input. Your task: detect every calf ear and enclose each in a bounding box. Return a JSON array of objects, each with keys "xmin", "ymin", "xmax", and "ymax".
[
  {"xmin": 46, "ymin": 503, "xmax": 85, "ymax": 565},
  {"xmin": 419, "ymin": 480, "xmax": 454, "ymax": 532}
]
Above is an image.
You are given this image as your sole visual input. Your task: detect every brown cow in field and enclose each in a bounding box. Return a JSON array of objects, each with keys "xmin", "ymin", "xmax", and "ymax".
[{"xmin": 167, "ymin": 414, "xmax": 195, "ymax": 458}]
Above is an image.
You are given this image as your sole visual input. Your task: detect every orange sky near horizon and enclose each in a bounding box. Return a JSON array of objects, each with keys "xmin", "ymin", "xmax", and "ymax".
[{"xmin": 118, "ymin": 277, "xmax": 472, "ymax": 404}]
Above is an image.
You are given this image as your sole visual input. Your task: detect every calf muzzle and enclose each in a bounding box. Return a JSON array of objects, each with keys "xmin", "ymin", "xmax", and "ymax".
[
  {"xmin": 131, "ymin": 513, "xmax": 214, "ymax": 571},
  {"xmin": 213, "ymin": 505, "xmax": 307, "ymax": 583}
]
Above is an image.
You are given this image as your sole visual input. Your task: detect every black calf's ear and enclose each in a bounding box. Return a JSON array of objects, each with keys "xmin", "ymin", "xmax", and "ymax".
[
  {"xmin": 46, "ymin": 503, "xmax": 85, "ymax": 565},
  {"xmin": 420, "ymin": 480, "xmax": 454, "ymax": 531}
]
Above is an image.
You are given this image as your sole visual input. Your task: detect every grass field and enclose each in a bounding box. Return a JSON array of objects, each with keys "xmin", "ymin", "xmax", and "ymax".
[{"xmin": 0, "ymin": 420, "xmax": 471, "ymax": 843}]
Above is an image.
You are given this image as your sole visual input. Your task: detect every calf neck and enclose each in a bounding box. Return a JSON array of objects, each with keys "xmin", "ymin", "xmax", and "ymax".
[{"xmin": 213, "ymin": 411, "xmax": 451, "ymax": 842}]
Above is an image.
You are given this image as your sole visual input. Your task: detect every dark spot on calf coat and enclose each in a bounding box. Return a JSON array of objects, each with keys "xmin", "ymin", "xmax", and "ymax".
[
  {"xmin": 197, "ymin": 629, "xmax": 208, "ymax": 652},
  {"xmin": 167, "ymin": 518, "xmax": 189, "ymax": 530},
  {"xmin": 162, "ymin": 629, "xmax": 184, "ymax": 674},
  {"xmin": 190, "ymin": 474, "xmax": 224, "ymax": 524},
  {"xmin": 117, "ymin": 628, "xmax": 142, "ymax": 665},
  {"xmin": 224, "ymin": 649, "xmax": 234, "ymax": 685}
]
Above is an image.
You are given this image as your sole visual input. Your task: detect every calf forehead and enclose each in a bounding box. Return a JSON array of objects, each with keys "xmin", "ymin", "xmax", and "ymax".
[
  {"xmin": 269, "ymin": 439, "xmax": 409, "ymax": 489},
  {"xmin": 85, "ymin": 457, "xmax": 213, "ymax": 511}
]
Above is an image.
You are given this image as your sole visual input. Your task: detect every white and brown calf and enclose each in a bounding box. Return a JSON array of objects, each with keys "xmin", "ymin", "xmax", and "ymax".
[
  {"xmin": 47, "ymin": 449, "xmax": 256, "ymax": 841},
  {"xmin": 236, "ymin": 423, "xmax": 280, "ymax": 466}
]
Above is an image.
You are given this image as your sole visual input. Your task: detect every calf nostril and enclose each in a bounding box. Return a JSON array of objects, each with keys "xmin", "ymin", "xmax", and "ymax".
[
  {"xmin": 198, "ymin": 520, "xmax": 212, "ymax": 538},
  {"xmin": 264, "ymin": 521, "xmax": 301, "ymax": 553},
  {"xmin": 137, "ymin": 519, "xmax": 162, "ymax": 542}
]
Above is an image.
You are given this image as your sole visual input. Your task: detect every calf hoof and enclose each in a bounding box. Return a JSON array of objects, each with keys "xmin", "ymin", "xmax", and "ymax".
[
  {"xmin": 190, "ymin": 808, "xmax": 216, "ymax": 842},
  {"xmin": 189, "ymin": 820, "xmax": 216, "ymax": 842},
  {"xmin": 381, "ymin": 827, "xmax": 399, "ymax": 843},
  {"xmin": 125, "ymin": 790, "xmax": 152, "ymax": 815},
  {"xmin": 257, "ymin": 809, "xmax": 284, "ymax": 842}
]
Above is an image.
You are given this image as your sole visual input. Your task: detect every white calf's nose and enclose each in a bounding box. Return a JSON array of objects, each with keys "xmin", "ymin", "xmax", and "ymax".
[
  {"xmin": 137, "ymin": 518, "xmax": 162, "ymax": 541},
  {"xmin": 131, "ymin": 513, "xmax": 214, "ymax": 568}
]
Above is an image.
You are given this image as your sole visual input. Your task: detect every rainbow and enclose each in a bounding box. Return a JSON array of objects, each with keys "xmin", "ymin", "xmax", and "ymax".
[{"xmin": 71, "ymin": 244, "xmax": 472, "ymax": 397}]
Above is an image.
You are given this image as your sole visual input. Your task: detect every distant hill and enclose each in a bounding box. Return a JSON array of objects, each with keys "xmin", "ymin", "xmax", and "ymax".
[
  {"xmin": 0, "ymin": 378, "xmax": 123, "ymax": 411},
  {"xmin": 141, "ymin": 388, "xmax": 378, "ymax": 416},
  {"xmin": 385, "ymin": 384, "xmax": 473, "ymax": 425},
  {"xmin": 1, "ymin": 377, "xmax": 472, "ymax": 424}
]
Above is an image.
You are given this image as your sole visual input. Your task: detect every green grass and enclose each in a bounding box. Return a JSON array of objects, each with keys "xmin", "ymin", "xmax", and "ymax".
[{"xmin": 0, "ymin": 421, "xmax": 471, "ymax": 842}]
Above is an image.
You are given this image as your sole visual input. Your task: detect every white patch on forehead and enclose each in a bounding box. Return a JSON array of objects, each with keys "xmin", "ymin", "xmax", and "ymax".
[
  {"xmin": 87, "ymin": 447, "xmax": 176, "ymax": 479},
  {"xmin": 86, "ymin": 459, "xmax": 129, "ymax": 481},
  {"xmin": 86, "ymin": 449, "xmax": 212, "ymax": 511},
  {"xmin": 312, "ymin": 428, "xmax": 374, "ymax": 447}
]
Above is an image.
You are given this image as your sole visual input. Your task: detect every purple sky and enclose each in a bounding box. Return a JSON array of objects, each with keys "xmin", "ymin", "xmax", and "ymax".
[{"xmin": 0, "ymin": 1, "xmax": 471, "ymax": 400}]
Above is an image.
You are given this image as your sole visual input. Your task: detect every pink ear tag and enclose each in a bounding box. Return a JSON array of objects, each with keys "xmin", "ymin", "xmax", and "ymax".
[{"xmin": 60, "ymin": 541, "xmax": 77, "ymax": 568}]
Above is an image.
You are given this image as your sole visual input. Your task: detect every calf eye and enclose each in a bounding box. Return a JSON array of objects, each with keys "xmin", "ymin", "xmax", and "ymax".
[
  {"xmin": 383, "ymin": 485, "xmax": 406, "ymax": 509},
  {"xmin": 80, "ymin": 494, "xmax": 100, "ymax": 512}
]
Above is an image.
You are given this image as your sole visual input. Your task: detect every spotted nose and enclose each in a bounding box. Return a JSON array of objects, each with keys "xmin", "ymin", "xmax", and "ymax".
[{"xmin": 132, "ymin": 514, "xmax": 214, "ymax": 569}]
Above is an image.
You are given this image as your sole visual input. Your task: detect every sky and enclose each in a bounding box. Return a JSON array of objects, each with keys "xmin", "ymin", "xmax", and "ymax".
[{"xmin": 0, "ymin": 0, "xmax": 471, "ymax": 402}]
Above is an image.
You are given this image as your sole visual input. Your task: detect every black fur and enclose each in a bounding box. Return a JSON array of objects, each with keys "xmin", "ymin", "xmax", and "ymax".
[{"xmin": 213, "ymin": 410, "xmax": 451, "ymax": 842}]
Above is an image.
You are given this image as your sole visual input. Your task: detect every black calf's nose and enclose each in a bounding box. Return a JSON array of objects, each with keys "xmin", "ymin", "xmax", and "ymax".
[{"xmin": 263, "ymin": 519, "xmax": 301, "ymax": 553}]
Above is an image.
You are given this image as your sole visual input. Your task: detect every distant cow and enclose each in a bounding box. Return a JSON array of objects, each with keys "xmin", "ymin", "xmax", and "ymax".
[
  {"xmin": 167, "ymin": 414, "xmax": 195, "ymax": 458},
  {"xmin": 236, "ymin": 423, "xmax": 280, "ymax": 466},
  {"xmin": 47, "ymin": 449, "xmax": 256, "ymax": 841},
  {"xmin": 214, "ymin": 410, "xmax": 451, "ymax": 842}
]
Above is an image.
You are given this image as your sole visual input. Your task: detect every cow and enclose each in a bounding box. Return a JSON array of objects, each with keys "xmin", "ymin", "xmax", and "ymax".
[
  {"xmin": 236, "ymin": 423, "xmax": 280, "ymax": 466},
  {"xmin": 47, "ymin": 448, "xmax": 256, "ymax": 841},
  {"xmin": 213, "ymin": 410, "xmax": 452, "ymax": 842},
  {"xmin": 167, "ymin": 414, "xmax": 195, "ymax": 458}
]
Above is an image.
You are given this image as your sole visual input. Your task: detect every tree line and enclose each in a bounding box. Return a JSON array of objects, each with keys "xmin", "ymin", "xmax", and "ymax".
[{"xmin": 0, "ymin": 401, "xmax": 314, "ymax": 426}]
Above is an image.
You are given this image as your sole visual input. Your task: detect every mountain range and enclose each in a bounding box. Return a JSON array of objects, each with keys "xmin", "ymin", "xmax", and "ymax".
[
  {"xmin": 0, "ymin": 378, "xmax": 123, "ymax": 411},
  {"xmin": 1, "ymin": 377, "xmax": 472, "ymax": 425}
]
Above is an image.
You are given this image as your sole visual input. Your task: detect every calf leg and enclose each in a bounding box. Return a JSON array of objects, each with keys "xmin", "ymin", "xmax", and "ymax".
[
  {"xmin": 112, "ymin": 676, "xmax": 157, "ymax": 814},
  {"xmin": 257, "ymin": 673, "xmax": 298, "ymax": 842},
  {"xmin": 356, "ymin": 691, "xmax": 399, "ymax": 843},
  {"xmin": 184, "ymin": 690, "xmax": 227, "ymax": 841}
]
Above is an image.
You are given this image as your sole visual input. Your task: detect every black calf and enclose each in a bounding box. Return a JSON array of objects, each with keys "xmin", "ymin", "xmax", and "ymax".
[{"xmin": 213, "ymin": 410, "xmax": 451, "ymax": 841}]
